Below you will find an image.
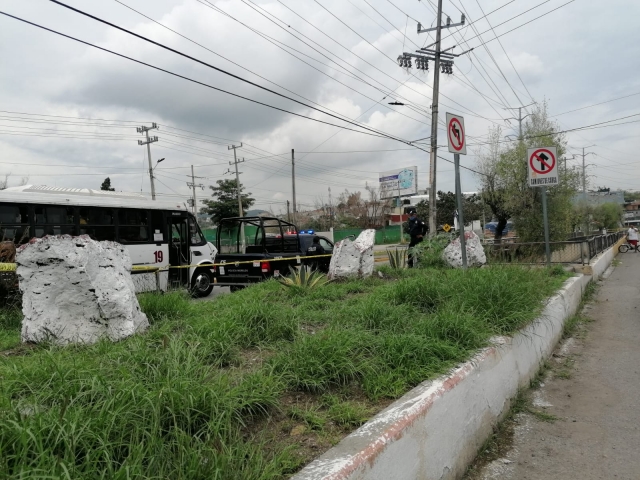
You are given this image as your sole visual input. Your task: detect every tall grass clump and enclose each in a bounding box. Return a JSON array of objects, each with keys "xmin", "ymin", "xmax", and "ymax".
[
  {"xmin": 138, "ymin": 290, "xmax": 192, "ymax": 323},
  {"xmin": 411, "ymin": 234, "xmax": 452, "ymax": 268},
  {"xmin": 270, "ymin": 329, "xmax": 375, "ymax": 392},
  {"xmin": 0, "ymin": 302, "xmax": 22, "ymax": 351}
]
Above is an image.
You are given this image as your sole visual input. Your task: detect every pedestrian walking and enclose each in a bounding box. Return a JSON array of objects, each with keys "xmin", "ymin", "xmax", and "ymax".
[{"xmin": 407, "ymin": 209, "xmax": 427, "ymax": 268}]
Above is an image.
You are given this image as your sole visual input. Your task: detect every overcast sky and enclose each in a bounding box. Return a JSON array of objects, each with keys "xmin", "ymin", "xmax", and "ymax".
[{"xmin": 1, "ymin": 0, "xmax": 639, "ymax": 214}]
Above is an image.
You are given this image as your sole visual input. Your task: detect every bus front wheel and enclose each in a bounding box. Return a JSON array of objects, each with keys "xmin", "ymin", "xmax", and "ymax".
[{"xmin": 191, "ymin": 269, "xmax": 214, "ymax": 297}]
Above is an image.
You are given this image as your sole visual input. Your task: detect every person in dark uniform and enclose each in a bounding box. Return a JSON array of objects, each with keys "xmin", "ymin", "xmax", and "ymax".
[
  {"xmin": 306, "ymin": 236, "xmax": 326, "ymax": 270},
  {"xmin": 407, "ymin": 209, "xmax": 427, "ymax": 267},
  {"xmin": 306, "ymin": 236, "xmax": 326, "ymax": 256}
]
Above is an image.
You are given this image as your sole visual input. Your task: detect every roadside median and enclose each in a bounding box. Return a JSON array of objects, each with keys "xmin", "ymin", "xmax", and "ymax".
[
  {"xmin": 0, "ymin": 264, "xmax": 570, "ymax": 478},
  {"xmin": 291, "ymin": 243, "xmax": 619, "ymax": 480}
]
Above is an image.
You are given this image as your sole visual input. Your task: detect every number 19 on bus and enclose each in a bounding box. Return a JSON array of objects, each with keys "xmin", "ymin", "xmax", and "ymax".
[{"xmin": 154, "ymin": 251, "xmax": 164, "ymax": 263}]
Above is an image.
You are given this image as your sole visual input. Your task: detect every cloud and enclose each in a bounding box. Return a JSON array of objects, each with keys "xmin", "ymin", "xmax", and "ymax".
[{"xmin": 0, "ymin": 0, "xmax": 639, "ymax": 210}]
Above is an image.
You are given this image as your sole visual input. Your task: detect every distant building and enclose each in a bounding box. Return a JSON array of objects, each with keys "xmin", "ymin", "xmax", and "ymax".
[
  {"xmin": 623, "ymin": 200, "xmax": 640, "ymax": 226},
  {"xmin": 573, "ymin": 189, "xmax": 625, "ymax": 206}
]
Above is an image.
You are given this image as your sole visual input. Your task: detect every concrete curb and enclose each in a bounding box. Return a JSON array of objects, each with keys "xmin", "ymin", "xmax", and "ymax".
[{"xmin": 292, "ymin": 251, "xmax": 615, "ymax": 480}]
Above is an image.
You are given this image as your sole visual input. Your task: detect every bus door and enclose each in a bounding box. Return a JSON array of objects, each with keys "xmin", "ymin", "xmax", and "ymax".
[{"xmin": 169, "ymin": 216, "xmax": 190, "ymax": 287}]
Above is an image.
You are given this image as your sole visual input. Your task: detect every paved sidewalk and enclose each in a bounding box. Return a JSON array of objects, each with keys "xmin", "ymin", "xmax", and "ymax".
[{"xmin": 472, "ymin": 252, "xmax": 640, "ymax": 480}]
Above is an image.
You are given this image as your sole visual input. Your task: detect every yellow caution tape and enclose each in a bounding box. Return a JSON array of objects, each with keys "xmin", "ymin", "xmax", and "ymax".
[
  {"xmin": 0, "ymin": 254, "xmax": 334, "ymax": 274},
  {"xmin": 163, "ymin": 253, "xmax": 334, "ymax": 269}
]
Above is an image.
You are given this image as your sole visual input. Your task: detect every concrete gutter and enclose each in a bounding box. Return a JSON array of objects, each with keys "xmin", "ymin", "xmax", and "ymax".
[{"xmin": 292, "ymin": 248, "xmax": 617, "ymax": 480}]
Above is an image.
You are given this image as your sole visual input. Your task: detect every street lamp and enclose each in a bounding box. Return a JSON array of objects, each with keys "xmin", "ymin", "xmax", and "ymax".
[{"xmin": 148, "ymin": 158, "xmax": 165, "ymax": 201}]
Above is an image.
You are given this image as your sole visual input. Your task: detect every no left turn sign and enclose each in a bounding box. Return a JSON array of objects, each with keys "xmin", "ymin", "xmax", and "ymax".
[
  {"xmin": 446, "ymin": 112, "xmax": 467, "ymax": 155},
  {"xmin": 527, "ymin": 147, "xmax": 558, "ymax": 187}
]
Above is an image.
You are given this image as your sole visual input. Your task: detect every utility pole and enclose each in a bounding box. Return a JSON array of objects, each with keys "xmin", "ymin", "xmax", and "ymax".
[
  {"xmin": 291, "ymin": 149, "xmax": 297, "ymax": 226},
  {"xmin": 286, "ymin": 200, "xmax": 291, "ymax": 223},
  {"xmin": 228, "ymin": 143, "xmax": 244, "ymax": 217},
  {"xmin": 579, "ymin": 145, "xmax": 596, "ymax": 202},
  {"xmin": 137, "ymin": 123, "xmax": 159, "ymax": 200},
  {"xmin": 562, "ymin": 154, "xmax": 576, "ymax": 175},
  {"xmin": 398, "ymin": 182, "xmax": 404, "ymax": 244},
  {"xmin": 504, "ymin": 103, "xmax": 535, "ymax": 142},
  {"xmin": 228, "ymin": 143, "xmax": 245, "ymax": 250},
  {"xmin": 427, "ymin": 0, "xmax": 443, "ymax": 237},
  {"xmin": 187, "ymin": 165, "xmax": 205, "ymax": 216},
  {"xmin": 398, "ymin": 8, "xmax": 468, "ymax": 235},
  {"xmin": 328, "ymin": 186, "xmax": 333, "ymax": 230}
]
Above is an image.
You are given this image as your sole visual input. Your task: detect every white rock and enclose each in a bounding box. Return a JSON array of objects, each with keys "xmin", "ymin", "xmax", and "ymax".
[
  {"xmin": 328, "ymin": 229, "xmax": 375, "ymax": 280},
  {"xmin": 17, "ymin": 235, "xmax": 149, "ymax": 345},
  {"xmin": 443, "ymin": 231, "xmax": 487, "ymax": 268}
]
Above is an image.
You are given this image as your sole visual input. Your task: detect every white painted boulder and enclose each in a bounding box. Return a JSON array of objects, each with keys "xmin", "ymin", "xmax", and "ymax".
[
  {"xmin": 443, "ymin": 231, "xmax": 487, "ymax": 268},
  {"xmin": 328, "ymin": 229, "xmax": 375, "ymax": 280},
  {"xmin": 17, "ymin": 235, "xmax": 149, "ymax": 345}
]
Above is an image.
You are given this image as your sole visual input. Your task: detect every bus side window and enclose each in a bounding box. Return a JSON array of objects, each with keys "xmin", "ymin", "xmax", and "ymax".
[
  {"xmin": 118, "ymin": 209, "xmax": 149, "ymax": 243},
  {"xmin": 34, "ymin": 206, "xmax": 75, "ymax": 237},
  {"xmin": 0, "ymin": 205, "xmax": 30, "ymax": 244},
  {"xmin": 79, "ymin": 207, "xmax": 115, "ymax": 241}
]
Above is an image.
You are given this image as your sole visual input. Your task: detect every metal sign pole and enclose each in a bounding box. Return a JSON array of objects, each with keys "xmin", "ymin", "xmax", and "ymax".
[
  {"xmin": 541, "ymin": 186, "xmax": 551, "ymax": 266},
  {"xmin": 454, "ymin": 153, "xmax": 468, "ymax": 269}
]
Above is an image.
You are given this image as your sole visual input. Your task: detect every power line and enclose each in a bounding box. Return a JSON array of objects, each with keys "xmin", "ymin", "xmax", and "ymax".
[
  {"xmin": 0, "ymin": 10, "xmax": 409, "ymax": 143},
  {"xmin": 466, "ymin": 112, "xmax": 640, "ymax": 147},
  {"xmin": 201, "ymin": 0, "xmax": 433, "ymax": 124},
  {"xmin": 0, "ymin": 109, "xmax": 144, "ymax": 124},
  {"xmin": 551, "ymin": 92, "xmax": 640, "ymax": 118},
  {"xmin": 48, "ymin": 0, "xmax": 421, "ymax": 142},
  {"xmin": 113, "ymin": 0, "xmax": 388, "ymax": 121},
  {"xmin": 465, "ymin": 0, "xmax": 577, "ymax": 49},
  {"xmin": 470, "ymin": 0, "xmax": 536, "ymax": 103},
  {"xmin": 417, "ymin": 0, "xmax": 514, "ymax": 119},
  {"xmin": 308, "ymin": 0, "xmax": 503, "ymax": 123},
  {"xmin": 451, "ymin": 0, "xmax": 528, "ymax": 107}
]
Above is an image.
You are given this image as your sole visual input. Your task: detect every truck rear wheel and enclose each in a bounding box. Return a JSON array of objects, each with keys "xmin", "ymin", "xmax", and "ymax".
[{"xmin": 191, "ymin": 269, "xmax": 214, "ymax": 297}]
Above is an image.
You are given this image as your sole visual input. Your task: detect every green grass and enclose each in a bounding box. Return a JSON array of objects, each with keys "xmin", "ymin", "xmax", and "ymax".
[
  {"xmin": 0, "ymin": 305, "xmax": 21, "ymax": 351},
  {"xmin": 0, "ymin": 265, "xmax": 571, "ymax": 478}
]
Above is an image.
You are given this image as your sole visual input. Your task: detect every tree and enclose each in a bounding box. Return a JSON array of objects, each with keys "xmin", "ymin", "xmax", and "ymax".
[
  {"xmin": 591, "ymin": 203, "xmax": 623, "ymax": 230},
  {"xmin": 477, "ymin": 126, "xmax": 513, "ymax": 241},
  {"xmin": 100, "ymin": 177, "xmax": 115, "ymax": 191},
  {"xmin": 412, "ymin": 191, "xmax": 484, "ymax": 231},
  {"xmin": 333, "ymin": 186, "xmax": 392, "ymax": 229},
  {"xmin": 0, "ymin": 174, "xmax": 29, "ymax": 190},
  {"xmin": 476, "ymin": 102, "xmax": 580, "ymax": 243},
  {"xmin": 623, "ymin": 190, "xmax": 640, "ymax": 203},
  {"xmin": 201, "ymin": 179, "xmax": 255, "ymax": 225}
]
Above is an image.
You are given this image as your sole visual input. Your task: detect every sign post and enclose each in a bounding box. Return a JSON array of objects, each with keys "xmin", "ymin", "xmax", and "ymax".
[
  {"xmin": 446, "ymin": 112, "xmax": 467, "ymax": 269},
  {"xmin": 527, "ymin": 147, "xmax": 558, "ymax": 266}
]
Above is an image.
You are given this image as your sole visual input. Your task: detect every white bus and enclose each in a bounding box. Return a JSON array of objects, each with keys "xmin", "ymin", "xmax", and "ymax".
[{"xmin": 0, "ymin": 185, "xmax": 217, "ymax": 297}]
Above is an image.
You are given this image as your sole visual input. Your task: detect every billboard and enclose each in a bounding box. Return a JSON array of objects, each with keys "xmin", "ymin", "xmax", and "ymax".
[{"xmin": 379, "ymin": 166, "xmax": 418, "ymax": 199}]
